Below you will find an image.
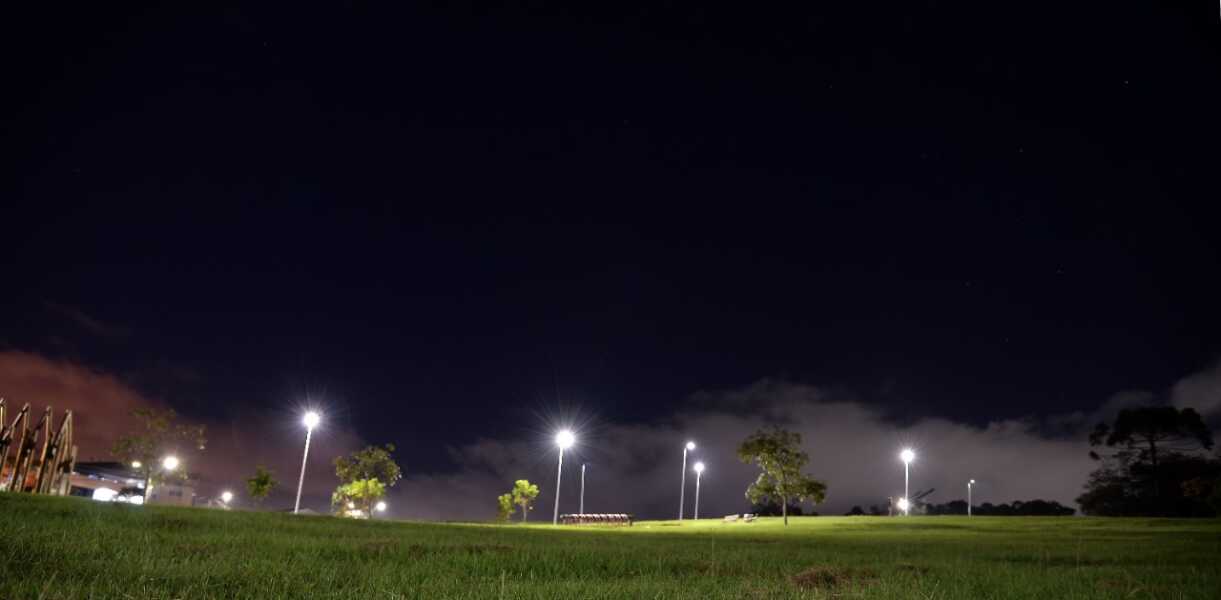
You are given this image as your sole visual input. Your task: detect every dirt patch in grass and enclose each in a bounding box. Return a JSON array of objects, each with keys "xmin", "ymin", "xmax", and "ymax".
[{"xmin": 790, "ymin": 566, "xmax": 878, "ymax": 592}]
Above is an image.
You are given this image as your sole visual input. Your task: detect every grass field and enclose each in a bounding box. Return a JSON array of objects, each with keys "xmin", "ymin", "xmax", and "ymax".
[{"xmin": 1, "ymin": 494, "xmax": 1218, "ymax": 599}]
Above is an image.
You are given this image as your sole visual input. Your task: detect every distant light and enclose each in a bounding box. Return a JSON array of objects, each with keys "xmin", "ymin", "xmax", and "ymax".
[
  {"xmin": 685, "ymin": 441, "xmax": 696, "ymax": 451},
  {"xmin": 897, "ymin": 497, "xmax": 910, "ymax": 512},
  {"xmin": 92, "ymin": 487, "xmax": 118, "ymax": 502},
  {"xmin": 221, "ymin": 491, "xmax": 234, "ymax": 503},
  {"xmin": 969, "ymin": 479, "xmax": 975, "ymax": 485},
  {"xmin": 556, "ymin": 429, "xmax": 575, "ymax": 449},
  {"xmin": 375, "ymin": 501, "xmax": 387, "ymax": 512},
  {"xmin": 303, "ymin": 411, "xmax": 321, "ymax": 429},
  {"xmin": 127, "ymin": 495, "xmax": 145, "ymax": 505},
  {"xmin": 900, "ymin": 449, "xmax": 915, "ymax": 464},
  {"xmin": 131, "ymin": 461, "xmax": 142, "ymax": 469},
  {"xmin": 347, "ymin": 501, "xmax": 356, "ymax": 509},
  {"xmin": 162, "ymin": 456, "xmax": 180, "ymax": 471},
  {"xmin": 693, "ymin": 461, "xmax": 705, "ymax": 474}
]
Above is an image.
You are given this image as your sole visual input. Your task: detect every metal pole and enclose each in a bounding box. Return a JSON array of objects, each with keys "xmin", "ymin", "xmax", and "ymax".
[
  {"xmin": 694, "ymin": 470, "xmax": 701, "ymax": 520},
  {"xmin": 552, "ymin": 447, "xmax": 564, "ymax": 525},
  {"xmin": 904, "ymin": 461, "xmax": 909, "ymax": 516},
  {"xmin": 293, "ymin": 427, "xmax": 313, "ymax": 514},
  {"xmin": 968, "ymin": 481, "xmax": 973, "ymax": 517},
  {"xmin": 579, "ymin": 463, "xmax": 586, "ymax": 514},
  {"xmin": 679, "ymin": 447, "xmax": 688, "ymax": 520}
]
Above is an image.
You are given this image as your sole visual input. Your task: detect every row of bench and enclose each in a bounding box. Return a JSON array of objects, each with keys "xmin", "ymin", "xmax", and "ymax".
[
  {"xmin": 560, "ymin": 513, "xmax": 633, "ymax": 525},
  {"xmin": 722, "ymin": 513, "xmax": 758, "ymax": 523}
]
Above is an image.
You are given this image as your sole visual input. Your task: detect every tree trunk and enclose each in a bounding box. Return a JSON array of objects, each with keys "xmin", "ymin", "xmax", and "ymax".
[
  {"xmin": 782, "ymin": 497, "xmax": 788, "ymax": 526},
  {"xmin": 521, "ymin": 504, "xmax": 527, "ymax": 523}
]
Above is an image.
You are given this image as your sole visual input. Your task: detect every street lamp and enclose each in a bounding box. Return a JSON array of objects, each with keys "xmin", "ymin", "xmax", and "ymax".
[
  {"xmin": 221, "ymin": 490, "xmax": 233, "ymax": 504},
  {"xmin": 162, "ymin": 455, "xmax": 180, "ymax": 471},
  {"xmin": 679, "ymin": 441, "xmax": 695, "ymax": 520},
  {"xmin": 130, "ymin": 461, "xmax": 142, "ymax": 469},
  {"xmin": 553, "ymin": 429, "xmax": 574, "ymax": 525},
  {"xmin": 693, "ymin": 462, "xmax": 705, "ymax": 520},
  {"xmin": 294, "ymin": 411, "xmax": 321, "ymax": 514},
  {"xmin": 900, "ymin": 448, "xmax": 915, "ymax": 516},
  {"xmin": 967, "ymin": 479, "xmax": 975, "ymax": 517},
  {"xmin": 375, "ymin": 501, "xmax": 387, "ymax": 518},
  {"xmin": 579, "ymin": 463, "xmax": 586, "ymax": 514}
]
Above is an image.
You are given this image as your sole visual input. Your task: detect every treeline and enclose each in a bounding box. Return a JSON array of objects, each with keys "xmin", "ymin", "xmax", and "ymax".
[
  {"xmin": 845, "ymin": 498, "xmax": 1073, "ymax": 516},
  {"xmin": 1078, "ymin": 406, "xmax": 1219, "ymax": 517}
]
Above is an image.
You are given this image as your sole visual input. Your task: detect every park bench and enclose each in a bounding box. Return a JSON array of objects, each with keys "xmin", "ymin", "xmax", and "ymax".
[
  {"xmin": 722, "ymin": 513, "xmax": 758, "ymax": 523},
  {"xmin": 559, "ymin": 513, "xmax": 633, "ymax": 526}
]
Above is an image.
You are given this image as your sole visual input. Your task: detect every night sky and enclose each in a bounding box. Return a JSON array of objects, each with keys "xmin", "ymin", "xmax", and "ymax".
[{"xmin": 2, "ymin": 2, "xmax": 1220, "ymax": 518}]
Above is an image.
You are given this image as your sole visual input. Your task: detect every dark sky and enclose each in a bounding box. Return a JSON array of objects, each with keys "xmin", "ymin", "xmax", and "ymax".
[{"xmin": 2, "ymin": 2, "xmax": 1220, "ymax": 514}]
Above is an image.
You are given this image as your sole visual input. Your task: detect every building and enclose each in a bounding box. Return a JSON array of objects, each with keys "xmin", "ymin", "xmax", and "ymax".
[{"xmin": 67, "ymin": 462, "xmax": 196, "ymax": 506}]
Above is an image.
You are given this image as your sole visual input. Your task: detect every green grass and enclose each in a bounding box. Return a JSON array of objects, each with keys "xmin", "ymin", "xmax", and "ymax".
[{"xmin": 1, "ymin": 494, "xmax": 1218, "ymax": 599}]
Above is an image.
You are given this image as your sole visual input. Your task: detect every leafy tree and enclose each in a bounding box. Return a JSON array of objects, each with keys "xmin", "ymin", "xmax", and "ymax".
[
  {"xmin": 245, "ymin": 466, "xmax": 277, "ymax": 507},
  {"xmin": 496, "ymin": 493, "xmax": 514, "ymax": 522},
  {"xmin": 845, "ymin": 505, "xmax": 865, "ymax": 516},
  {"xmin": 334, "ymin": 444, "xmax": 402, "ymax": 487},
  {"xmin": 510, "ymin": 479, "xmax": 540, "ymax": 522},
  {"xmin": 1081, "ymin": 406, "xmax": 1217, "ymax": 516},
  {"xmin": 111, "ymin": 407, "xmax": 206, "ymax": 489},
  {"xmin": 737, "ymin": 427, "xmax": 827, "ymax": 525},
  {"xmin": 332, "ymin": 478, "xmax": 386, "ymax": 518}
]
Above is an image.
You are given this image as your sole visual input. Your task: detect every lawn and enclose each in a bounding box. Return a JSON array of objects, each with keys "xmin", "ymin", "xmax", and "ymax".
[{"xmin": 1, "ymin": 494, "xmax": 1217, "ymax": 599}]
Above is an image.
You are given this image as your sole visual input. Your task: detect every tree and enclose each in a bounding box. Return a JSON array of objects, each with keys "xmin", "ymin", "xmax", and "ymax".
[
  {"xmin": 332, "ymin": 478, "xmax": 386, "ymax": 518},
  {"xmin": 1082, "ymin": 406, "xmax": 1217, "ymax": 516},
  {"xmin": 246, "ymin": 466, "xmax": 277, "ymax": 507},
  {"xmin": 845, "ymin": 505, "xmax": 865, "ymax": 516},
  {"xmin": 510, "ymin": 479, "xmax": 540, "ymax": 522},
  {"xmin": 737, "ymin": 427, "xmax": 828, "ymax": 525},
  {"xmin": 496, "ymin": 493, "xmax": 515, "ymax": 522},
  {"xmin": 111, "ymin": 407, "xmax": 206, "ymax": 490},
  {"xmin": 334, "ymin": 444, "xmax": 402, "ymax": 487}
]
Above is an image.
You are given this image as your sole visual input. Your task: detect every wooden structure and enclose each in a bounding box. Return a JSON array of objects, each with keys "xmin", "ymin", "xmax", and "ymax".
[{"xmin": 0, "ymin": 398, "xmax": 77, "ymax": 495}]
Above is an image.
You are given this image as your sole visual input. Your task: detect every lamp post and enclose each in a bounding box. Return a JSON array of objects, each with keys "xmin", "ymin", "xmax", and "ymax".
[
  {"xmin": 553, "ymin": 429, "xmax": 574, "ymax": 525},
  {"xmin": 375, "ymin": 501, "xmax": 387, "ymax": 519},
  {"xmin": 145, "ymin": 455, "xmax": 179, "ymax": 504},
  {"xmin": 294, "ymin": 411, "xmax": 320, "ymax": 514},
  {"xmin": 220, "ymin": 490, "xmax": 233, "ymax": 504},
  {"xmin": 679, "ymin": 441, "xmax": 695, "ymax": 520},
  {"xmin": 693, "ymin": 462, "xmax": 705, "ymax": 520},
  {"xmin": 900, "ymin": 448, "xmax": 915, "ymax": 516},
  {"xmin": 579, "ymin": 463, "xmax": 586, "ymax": 514},
  {"xmin": 967, "ymin": 479, "xmax": 975, "ymax": 517}
]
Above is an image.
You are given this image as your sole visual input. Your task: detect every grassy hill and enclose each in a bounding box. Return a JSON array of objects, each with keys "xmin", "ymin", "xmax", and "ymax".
[{"xmin": 1, "ymin": 493, "xmax": 1217, "ymax": 599}]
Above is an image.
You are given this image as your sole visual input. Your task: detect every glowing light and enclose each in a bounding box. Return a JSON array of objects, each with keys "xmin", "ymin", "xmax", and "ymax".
[
  {"xmin": 900, "ymin": 448, "xmax": 915, "ymax": 464},
  {"xmin": 127, "ymin": 495, "xmax": 144, "ymax": 505},
  {"xmin": 347, "ymin": 501, "xmax": 356, "ymax": 509},
  {"xmin": 555, "ymin": 429, "xmax": 575, "ymax": 449},
  {"xmin": 162, "ymin": 456, "xmax": 180, "ymax": 471},
  {"xmin": 303, "ymin": 411, "xmax": 321, "ymax": 429},
  {"xmin": 375, "ymin": 501, "xmax": 387, "ymax": 512},
  {"xmin": 693, "ymin": 461, "xmax": 705, "ymax": 473},
  {"xmin": 685, "ymin": 441, "xmax": 696, "ymax": 451},
  {"xmin": 897, "ymin": 497, "xmax": 910, "ymax": 512},
  {"xmin": 969, "ymin": 479, "xmax": 976, "ymax": 485},
  {"xmin": 131, "ymin": 461, "xmax": 142, "ymax": 469},
  {"xmin": 92, "ymin": 487, "xmax": 118, "ymax": 502},
  {"xmin": 221, "ymin": 491, "xmax": 233, "ymax": 503}
]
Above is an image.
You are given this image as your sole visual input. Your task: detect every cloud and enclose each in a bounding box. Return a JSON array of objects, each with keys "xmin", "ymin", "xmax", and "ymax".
[
  {"xmin": 0, "ymin": 351, "xmax": 365, "ymax": 511},
  {"xmin": 1171, "ymin": 360, "xmax": 1221, "ymax": 420},
  {"xmin": 44, "ymin": 302, "xmax": 131, "ymax": 339},
  {"xmin": 396, "ymin": 380, "xmax": 1095, "ymax": 522}
]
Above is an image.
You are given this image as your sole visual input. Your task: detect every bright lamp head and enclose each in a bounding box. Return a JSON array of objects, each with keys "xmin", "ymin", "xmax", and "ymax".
[
  {"xmin": 375, "ymin": 501, "xmax": 387, "ymax": 512},
  {"xmin": 900, "ymin": 448, "xmax": 915, "ymax": 464},
  {"xmin": 556, "ymin": 429, "xmax": 575, "ymax": 449},
  {"xmin": 897, "ymin": 497, "xmax": 910, "ymax": 511},
  {"xmin": 685, "ymin": 441, "xmax": 696, "ymax": 451},
  {"xmin": 969, "ymin": 479, "xmax": 975, "ymax": 485},
  {"xmin": 221, "ymin": 491, "xmax": 233, "ymax": 503},
  {"xmin": 303, "ymin": 411, "xmax": 321, "ymax": 429},
  {"xmin": 693, "ymin": 461, "xmax": 705, "ymax": 473},
  {"xmin": 162, "ymin": 455, "xmax": 180, "ymax": 471}
]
